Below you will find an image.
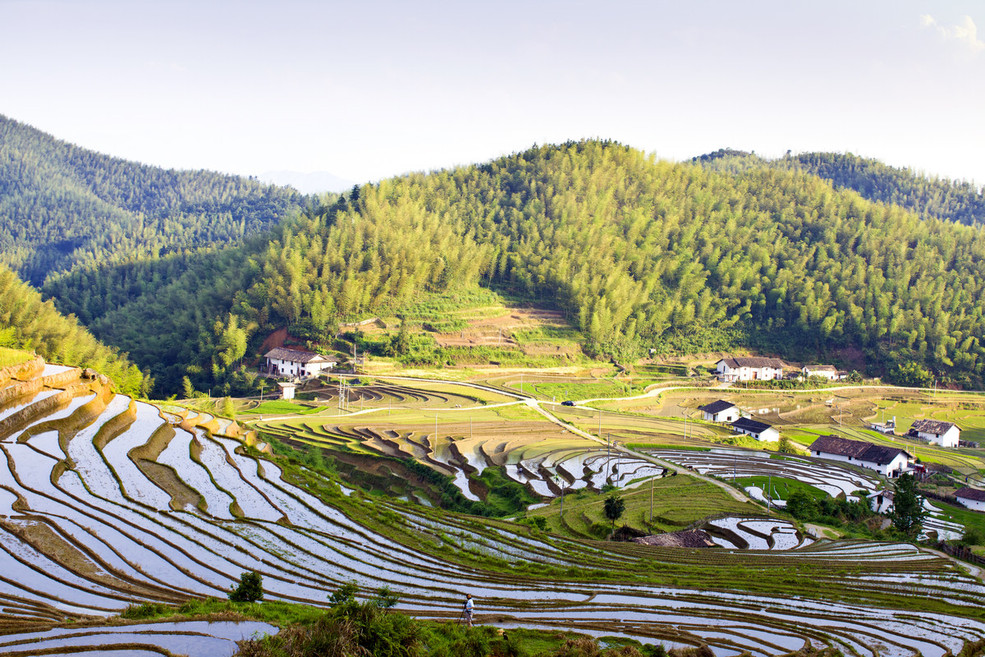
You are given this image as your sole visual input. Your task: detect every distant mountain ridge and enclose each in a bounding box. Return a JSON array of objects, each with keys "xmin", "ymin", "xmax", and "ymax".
[
  {"xmin": 693, "ymin": 149, "xmax": 985, "ymax": 226},
  {"xmin": 0, "ymin": 114, "xmax": 305, "ymax": 285},
  {"xmin": 258, "ymin": 170, "xmax": 356, "ymax": 195}
]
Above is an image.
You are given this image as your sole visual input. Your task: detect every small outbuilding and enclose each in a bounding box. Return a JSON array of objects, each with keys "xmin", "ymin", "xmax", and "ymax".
[
  {"xmin": 954, "ymin": 487, "xmax": 985, "ymax": 512},
  {"xmin": 731, "ymin": 417, "xmax": 779, "ymax": 442},
  {"xmin": 698, "ymin": 400, "xmax": 740, "ymax": 423},
  {"xmin": 809, "ymin": 435, "xmax": 912, "ymax": 477},
  {"xmin": 909, "ymin": 419, "xmax": 960, "ymax": 448},
  {"xmin": 802, "ymin": 365, "xmax": 843, "ymax": 381},
  {"xmin": 277, "ymin": 381, "xmax": 297, "ymax": 400},
  {"xmin": 264, "ymin": 348, "xmax": 338, "ymax": 379}
]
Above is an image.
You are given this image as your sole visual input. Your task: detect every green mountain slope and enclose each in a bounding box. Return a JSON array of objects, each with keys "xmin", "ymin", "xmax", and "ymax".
[
  {"xmin": 0, "ymin": 265, "xmax": 148, "ymax": 394},
  {"xmin": 67, "ymin": 141, "xmax": 985, "ymax": 394},
  {"xmin": 0, "ymin": 114, "xmax": 306, "ymax": 285}
]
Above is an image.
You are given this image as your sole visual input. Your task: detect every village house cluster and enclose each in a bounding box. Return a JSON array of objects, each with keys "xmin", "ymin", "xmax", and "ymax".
[{"xmin": 714, "ymin": 357, "xmax": 849, "ymax": 383}]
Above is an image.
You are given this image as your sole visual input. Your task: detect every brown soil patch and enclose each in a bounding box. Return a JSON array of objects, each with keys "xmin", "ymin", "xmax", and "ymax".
[
  {"xmin": 1, "ymin": 517, "xmax": 181, "ymax": 600},
  {"xmin": 433, "ymin": 307, "xmax": 571, "ymax": 348},
  {"xmin": 634, "ymin": 530, "xmax": 717, "ymax": 548},
  {"xmin": 138, "ymin": 460, "xmax": 202, "ymax": 512}
]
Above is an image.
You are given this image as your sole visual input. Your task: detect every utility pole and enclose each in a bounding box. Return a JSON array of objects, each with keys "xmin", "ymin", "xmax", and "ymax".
[
  {"xmin": 767, "ymin": 473, "xmax": 772, "ymax": 510},
  {"xmin": 338, "ymin": 376, "xmax": 349, "ymax": 413},
  {"xmin": 606, "ymin": 433, "xmax": 611, "ymax": 484},
  {"xmin": 649, "ymin": 472, "xmax": 654, "ymax": 523}
]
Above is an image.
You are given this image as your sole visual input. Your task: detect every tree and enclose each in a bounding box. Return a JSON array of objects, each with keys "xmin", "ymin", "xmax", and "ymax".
[
  {"xmin": 329, "ymin": 580, "xmax": 359, "ymax": 607},
  {"xmin": 181, "ymin": 375, "xmax": 195, "ymax": 398},
  {"xmin": 888, "ymin": 474, "xmax": 926, "ymax": 536},
  {"xmin": 221, "ymin": 395, "xmax": 236, "ymax": 418},
  {"xmin": 776, "ymin": 435, "xmax": 796, "ymax": 453},
  {"xmin": 229, "ymin": 570, "xmax": 263, "ymax": 602},
  {"xmin": 785, "ymin": 490, "xmax": 819, "ymax": 521},
  {"xmin": 374, "ymin": 585, "xmax": 399, "ymax": 609},
  {"xmin": 603, "ymin": 494, "xmax": 625, "ymax": 537}
]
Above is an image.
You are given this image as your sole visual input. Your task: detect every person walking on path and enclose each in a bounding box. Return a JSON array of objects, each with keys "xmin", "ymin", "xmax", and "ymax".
[{"xmin": 463, "ymin": 593, "xmax": 474, "ymax": 627}]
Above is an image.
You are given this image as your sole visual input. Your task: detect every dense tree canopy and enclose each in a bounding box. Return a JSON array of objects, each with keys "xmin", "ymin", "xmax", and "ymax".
[
  {"xmin": 694, "ymin": 149, "xmax": 985, "ymax": 227},
  {"xmin": 0, "ymin": 265, "xmax": 148, "ymax": 395}
]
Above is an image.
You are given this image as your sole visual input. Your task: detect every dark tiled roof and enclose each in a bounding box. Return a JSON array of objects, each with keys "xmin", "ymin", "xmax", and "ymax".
[
  {"xmin": 264, "ymin": 347, "xmax": 337, "ymax": 364},
  {"xmin": 717, "ymin": 357, "xmax": 787, "ymax": 369},
  {"xmin": 698, "ymin": 400, "xmax": 736, "ymax": 414},
  {"xmin": 955, "ymin": 487, "xmax": 985, "ymax": 502},
  {"xmin": 910, "ymin": 419, "xmax": 958, "ymax": 435},
  {"xmin": 731, "ymin": 417, "xmax": 773, "ymax": 433},
  {"xmin": 809, "ymin": 435, "xmax": 911, "ymax": 465}
]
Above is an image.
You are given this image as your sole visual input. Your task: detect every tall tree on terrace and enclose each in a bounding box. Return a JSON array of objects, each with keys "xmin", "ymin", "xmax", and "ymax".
[
  {"xmin": 603, "ymin": 494, "xmax": 626, "ymax": 538},
  {"xmin": 889, "ymin": 474, "xmax": 926, "ymax": 537}
]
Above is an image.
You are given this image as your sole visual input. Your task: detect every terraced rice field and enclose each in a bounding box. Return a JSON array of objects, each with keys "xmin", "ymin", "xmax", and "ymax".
[
  {"xmin": 260, "ymin": 410, "xmax": 668, "ymax": 501},
  {"xmin": 651, "ymin": 448, "xmax": 964, "ymax": 540},
  {"xmin": 1, "ymin": 358, "xmax": 984, "ymax": 655}
]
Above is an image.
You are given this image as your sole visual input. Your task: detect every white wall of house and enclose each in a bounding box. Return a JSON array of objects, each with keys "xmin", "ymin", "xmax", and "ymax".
[
  {"xmin": 858, "ymin": 453, "xmax": 909, "ymax": 476},
  {"xmin": 735, "ymin": 426, "xmax": 779, "ymax": 442},
  {"xmin": 917, "ymin": 426, "xmax": 960, "ymax": 448},
  {"xmin": 803, "ymin": 367, "xmax": 839, "ymax": 380},
  {"xmin": 716, "ymin": 363, "xmax": 783, "ymax": 382},
  {"xmin": 957, "ymin": 496, "xmax": 985, "ymax": 512},
  {"xmin": 703, "ymin": 408, "xmax": 740, "ymax": 423},
  {"xmin": 267, "ymin": 357, "xmax": 334, "ymax": 378},
  {"xmin": 814, "ymin": 450, "xmax": 908, "ymax": 476}
]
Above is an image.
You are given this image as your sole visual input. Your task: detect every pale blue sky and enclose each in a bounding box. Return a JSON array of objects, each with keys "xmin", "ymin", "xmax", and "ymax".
[{"xmin": 1, "ymin": 0, "xmax": 983, "ymax": 186}]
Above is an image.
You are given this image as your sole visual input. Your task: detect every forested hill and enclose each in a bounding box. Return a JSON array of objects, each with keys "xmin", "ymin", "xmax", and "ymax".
[
  {"xmin": 0, "ymin": 265, "xmax": 148, "ymax": 394},
  {"xmin": 60, "ymin": 140, "xmax": 985, "ymax": 395},
  {"xmin": 694, "ymin": 149, "xmax": 985, "ymax": 226},
  {"xmin": 0, "ymin": 114, "xmax": 306, "ymax": 285}
]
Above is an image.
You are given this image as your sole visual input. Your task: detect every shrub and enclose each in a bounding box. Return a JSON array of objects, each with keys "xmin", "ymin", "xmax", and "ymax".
[{"xmin": 229, "ymin": 570, "xmax": 263, "ymax": 603}]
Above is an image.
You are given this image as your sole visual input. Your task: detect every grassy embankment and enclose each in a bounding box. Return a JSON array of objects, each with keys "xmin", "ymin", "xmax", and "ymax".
[
  {"xmin": 525, "ymin": 472, "xmax": 758, "ymax": 538},
  {"xmin": 0, "ymin": 347, "xmax": 33, "ymax": 367}
]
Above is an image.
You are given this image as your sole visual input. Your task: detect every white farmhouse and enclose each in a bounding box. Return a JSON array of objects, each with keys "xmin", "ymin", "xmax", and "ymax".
[
  {"xmin": 716, "ymin": 357, "xmax": 787, "ymax": 383},
  {"xmin": 730, "ymin": 417, "xmax": 780, "ymax": 442},
  {"xmin": 809, "ymin": 435, "xmax": 911, "ymax": 477},
  {"xmin": 264, "ymin": 348, "xmax": 338, "ymax": 379},
  {"xmin": 909, "ymin": 419, "xmax": 960, "ymax": 448},
  {"xmin": 698, "ymin": 400, "xmax": 740, "ymax": 423},
  {"xmin": 802, "ymin": 365, "xmax": 843, "ymax": 381},
  {"xmin": 954, "ymin": 487, "xmax": 985, "ymax": 512}
]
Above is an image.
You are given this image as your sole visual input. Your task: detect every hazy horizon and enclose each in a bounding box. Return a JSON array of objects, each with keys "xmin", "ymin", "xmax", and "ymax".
[{"xmin": 2, "ymin": 0, "xmax": 983, "ymax": 186}]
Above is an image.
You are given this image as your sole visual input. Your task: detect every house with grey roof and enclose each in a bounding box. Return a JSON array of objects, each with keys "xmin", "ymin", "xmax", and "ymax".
[
  {"xmin": 809, "ymin": 435, "xmax": 912, "ymax": 477},
  {"xmin": 731, "ymin": 416, "xmax": 779, "ymax": 442},
  {"xmin": 716, "ymin": 357, "xmax": 787, "ymax": 383},
  {"xmin": 802, "ymin": 364, "xmax": 845, "ymax": 381},
  {"xmin": 955, "ymin": 487, "xmax": 985, "ymax": 512},
  {"xmin": 909, "ymin": 419, "xmax": 960, "ymax": 448},
  {"xmin": 698, "ymin": 400, "xmax": 740, "ymax": 423},
  {"xmin": 264, "ymin": 347, "xmax": 338, "ymax": 379}
]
